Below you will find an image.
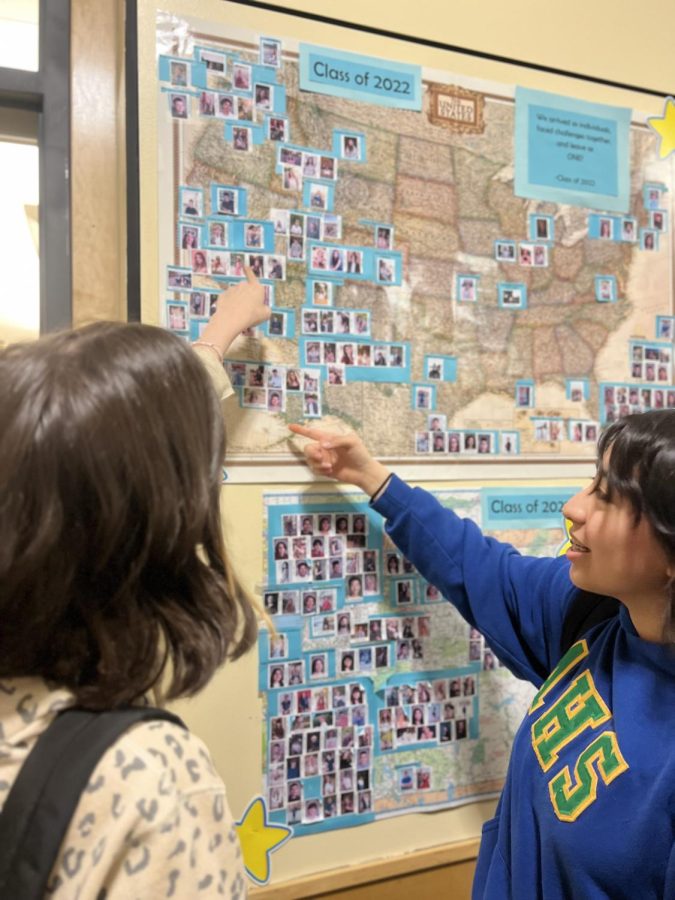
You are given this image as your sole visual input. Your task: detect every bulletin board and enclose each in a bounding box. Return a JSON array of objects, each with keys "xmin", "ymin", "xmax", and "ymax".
[
  {"xmin": 132, "ymin": 0, "xmax": 674, "ymax": 888},
  {"xmin": 137, "ymin": 0, "xmax": 674, "ymax": 471}
]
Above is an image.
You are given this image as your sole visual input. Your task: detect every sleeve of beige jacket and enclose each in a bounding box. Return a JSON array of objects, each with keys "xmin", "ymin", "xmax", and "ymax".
[{"xmin": 192, "ymin": 344, "xmax": 235, "ymax": 401}]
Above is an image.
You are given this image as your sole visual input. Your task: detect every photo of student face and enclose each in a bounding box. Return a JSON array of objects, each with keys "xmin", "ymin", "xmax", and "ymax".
[
  {"xmin": 179, "ymin": 223, "xmax": 201, "ymax": 251},
  {"xmin": 232, "ymin": 126, "xmax": 251, "ymax": 152},
  {"xmin": 477, "ymin": 434, "xmax": 491, "ymax": 454},
  {"xmin": 431, "ymin": 432, "xmax": 446, "ymax": 453},
  {"xmin": 287, "ymin": 537, "xmax": 306, "ymax": 562},
  {"xmin": 352, "ymin": 644, "xmax": 371, "ymax": 672},
  {"xmin": 315, "ymin": 589, "xmax": 334, "ymax": 613},
  {"xmin": 235, "ymin": 95, "xmax": 253, "ymax": 121},
  {"xmin": 323, "ymin": 555, "xmax": 341, "ymax": 579},
  {"xmin": 302, "ymin": 751, "xmax": 320, "ymax": 779},
  {"xmin": 495, "ymin": 241, "xmax": 515, "ymax": 261},
  {"xmin": 251, "ymin": 82, "xmax": 272, "ymax": 110},
  {"xmin": 497, "ymin": 432, "xmax": 515, "ymax": 454},
  {"xmin": 318, "ymin": 342, "xmax": 335, "ymax": 364},
  {"xmin": 455, "ymin": 719, "xmax": 467, "ymax": 740},
  {"xmin": 319, "ymin": 156, "xmax": 336, "ymax": 179},
  {"xmin": 311, "ymin": 536, "xmax": 326, "ymax": 559},
  {"xmin": 346, "ymin": 575, "xmax": 362, "ymax": 600},
  {"xmin": 389, "ymin": 346, "xmax": 404, "ymax": 367},
  {"xmin": 415, "ymin": 387, "xmax": 431, "ymax": 410},
  {"xmin": 301, "ymin": 591, "xmax": 317, "ymax": 615},
  {"xmin": 460, "ymin": 432, "xmax": 476, "ymax": 452},
  {"xmin": 395, "ymin": 579, "xmax": 413, "ymax": 606},
  {"xmin": 169, "ymin": 92, "xmax": 189, "ymax": 119},
  {"xmin": 343, "ymin": 250, "xmax": 362, "ymax": 274},
  {"xmin": 294, "ymin": 558, "xmax": 311, "ymax": 581},
  {"xmin": 269, "ymin": 665, "xmax": 285, "ymax": 688},
  {"xmin": 295, "ymin": 216, "xmax": 315, "ymax": 242},
  {"xmin": 502, "ymin": 287, "xmax": 522, "ymax": 307},
  {"xmin": 166, "ymin": 303, "xmax": 187, "ymax": 331},
  {"xmin": 598, "ymin": 218, "xmax": 612, "ymax": 239},
  {"xmin": 330, "ymin": 609, "xmax": 349, "ymax": 638},
  {"xmin": 457, "ymin": 277, "xmax": 476, "ymax": 301},
  {"xmin": 342, "ymin": 134, "xmax": 360, "ymax": 159},
  {"xmin": 274, "ymin": 537, "xmax": 290, "ymax": 561},
  {"xmin": 269, "ymin": 633, "xmax": 287, "ymax": 659},
  {"xmin": 644, "ymin": 228, "xmax": 658, "ymax": 250},
  {"xmin": 375, "ymin": 225, "xmax": 392, "ymax": 250},
  {"xmin": 340, "ymin": 651, "xmax": 355, "ymax": 674},
  {"xmin": 516, "ymin": 385, "xmax": 531, "ymax": 408},
  {"xmin": 263, "ymin": 592, "xmax": 279, "ymax": 615},
  {"xmin": 535, "ymin": 217, "xmax": 549, "ymax": 240},
  {"xmin": 519, "ymin": 244, "xmax": 533, "ymax": 266},
  {"xmin": 377, "ymin": 257, "xmax": 395, "ymax": 283},
  {"xmin": 309, "ymin": 654, "xmax": 327, "ymax": 680},
  {"xmin": 287, "ymin": 661, "xmax": 305, "ymax": 685},
  {"xmin": 231, "ymin": 61, "xmax": 251, "ymax": 90},
  {"xmin": 415, "ymin": 432, "xmax": 429, "ymax": 454}
]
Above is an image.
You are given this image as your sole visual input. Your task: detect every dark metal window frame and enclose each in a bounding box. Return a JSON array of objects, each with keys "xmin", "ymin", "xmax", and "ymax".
[
  {"xmin": 0, "ymin": 0, "xmax": 71, "ymax": 333},
  {"xmin": 125, "ymin": 0, "xmax": 672, "ymax": 322}
]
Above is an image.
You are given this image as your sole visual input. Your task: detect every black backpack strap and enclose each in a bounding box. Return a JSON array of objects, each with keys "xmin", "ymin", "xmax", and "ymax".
[
  {"xmin": 0, "ymin": 705, "xmax": 185, "ymax": 899},
  {"xmin": 560, "ymin": 591, "xmax": 621, "ymax": 656}
]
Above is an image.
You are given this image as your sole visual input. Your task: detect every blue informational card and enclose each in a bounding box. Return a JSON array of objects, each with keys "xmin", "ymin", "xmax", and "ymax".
[
  {"xmin": 299, "ymin": 44, "xmax": 421, "ymax": 111},
  {"xmin": 515, "ymin": 87, "xmax": 631, "ymax": 213}
]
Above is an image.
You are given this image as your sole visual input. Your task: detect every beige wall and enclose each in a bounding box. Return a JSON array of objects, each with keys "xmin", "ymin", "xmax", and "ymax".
[{"xmin": 70, "ymin": 1, "xmax": 675, "ymax": 894}]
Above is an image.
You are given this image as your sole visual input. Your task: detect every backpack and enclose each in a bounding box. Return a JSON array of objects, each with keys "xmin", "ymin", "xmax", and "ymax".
[{"xmin": 0, "ymin": 706, "xmax": 185, "ymax": 899}]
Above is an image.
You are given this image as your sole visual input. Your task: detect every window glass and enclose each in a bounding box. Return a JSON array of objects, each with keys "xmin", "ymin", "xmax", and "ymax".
[
  {"xmin": 0, "ymin": 140, "xmax": 39, "ymax": 342},
  {"xmin": 0, "ymin": 0, "xmax": 39, "ymax": 71}
]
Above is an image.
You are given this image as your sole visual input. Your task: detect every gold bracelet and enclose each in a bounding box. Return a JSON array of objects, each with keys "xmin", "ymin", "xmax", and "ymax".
[{"xmin": 192, "ymin": 340, "xmax": 223, "ymax": 363}]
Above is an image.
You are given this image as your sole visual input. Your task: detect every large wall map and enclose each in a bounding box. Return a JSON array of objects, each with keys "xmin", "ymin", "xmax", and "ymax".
[{"xmin": 157, "ymin": 16, "xmax": 674, "ymax": 461}]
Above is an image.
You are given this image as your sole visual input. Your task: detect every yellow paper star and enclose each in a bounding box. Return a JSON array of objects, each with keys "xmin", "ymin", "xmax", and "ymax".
[
  {"xmin": 647, "ymin": 97, "xmax": 675, "ymax": 159},
  {"xmin": 235, "ymin": 796, "xmax": 293, "ymax": 885},
  {"xmin": 557, "ymin": 517, "xmax": 573, "ymax": 557}
]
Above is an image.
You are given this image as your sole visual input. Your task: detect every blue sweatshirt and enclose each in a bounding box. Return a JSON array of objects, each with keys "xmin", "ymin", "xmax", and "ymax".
[{"xmin": 372, "ymin": 476, "xmax": 675, "ymax": 899}]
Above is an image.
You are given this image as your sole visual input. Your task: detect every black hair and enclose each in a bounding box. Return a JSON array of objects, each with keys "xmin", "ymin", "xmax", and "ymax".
[{"xmin": 596, "ymin": 411, "xmax": 675, "ymax": 642}]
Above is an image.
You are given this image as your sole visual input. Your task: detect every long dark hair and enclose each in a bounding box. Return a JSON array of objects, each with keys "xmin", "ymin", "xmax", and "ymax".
[
  {"xmin": 0, "ymin": 322, "xmax": 257, "ymax": 708},
  {"xmin": 597, "ymin": 410, "xmax": 675, "ymax": 642}
]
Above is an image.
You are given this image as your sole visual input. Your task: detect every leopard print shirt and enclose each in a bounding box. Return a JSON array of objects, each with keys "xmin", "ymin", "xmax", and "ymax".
[{"xmin": 0, "ymin": 679, "xmax": 247, "ymax": 899}]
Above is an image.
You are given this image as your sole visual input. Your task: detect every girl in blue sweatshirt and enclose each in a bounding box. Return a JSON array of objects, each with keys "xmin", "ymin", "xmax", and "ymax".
[{"xmin": 290, "ymin": 412, "xmax": 675, "ymax": 899}]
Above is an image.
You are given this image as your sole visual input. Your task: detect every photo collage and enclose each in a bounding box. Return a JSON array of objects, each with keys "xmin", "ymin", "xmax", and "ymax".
[{"xmin": 261, "ymin": 498, "xmax": 490, "ymax": 832}]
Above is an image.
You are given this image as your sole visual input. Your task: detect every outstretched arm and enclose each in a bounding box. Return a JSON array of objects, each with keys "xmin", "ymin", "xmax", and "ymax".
[
  {"xmin": 290, "ymin": 423, "xmax": 578, "ymax": 684},
  {"xmin": 197, "ymin": 267, "xmax": 270, "ymax": 357}
]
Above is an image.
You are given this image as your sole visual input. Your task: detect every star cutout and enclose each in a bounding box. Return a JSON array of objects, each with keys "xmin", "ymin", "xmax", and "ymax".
[
  {"xmin": 557, "ymin": 518, "xmax": 573, "ymax": 557},
  {"xmin": 235, "ymin": 796, "xmax": 293, "ymax": 885},
  {"xmin": 647, "ymin": 97, "xmax": 675, "ymax": 159}
]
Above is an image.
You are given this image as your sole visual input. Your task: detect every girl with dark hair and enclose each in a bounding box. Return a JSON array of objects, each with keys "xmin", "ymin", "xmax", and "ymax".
[
  {"xmin": 0, "ymin": 270, "xmax": 269, "ymax": 897},
  {"xmin": 291, "ymin": 412, "xmax": 675, "ymax": 899}
]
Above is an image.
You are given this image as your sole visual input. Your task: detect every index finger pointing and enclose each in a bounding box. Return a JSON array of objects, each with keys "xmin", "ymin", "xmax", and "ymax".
[{"xmin": 288, "ymin": 423, "xmax": 325, "ymax": 441}]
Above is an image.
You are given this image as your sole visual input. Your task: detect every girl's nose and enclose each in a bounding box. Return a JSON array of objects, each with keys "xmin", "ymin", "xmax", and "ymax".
[{"xmin": 562, "ymin": 484, "xmax": 590, "ymax": 524}]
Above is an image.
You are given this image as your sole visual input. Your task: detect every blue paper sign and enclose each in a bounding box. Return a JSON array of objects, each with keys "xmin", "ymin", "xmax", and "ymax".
[
  {"xmin": 515, "ymin": 88, "xmax": 631, "ymax": 213},
  {"xmin": 299, "ymin": 44, "xmax": 421, "ymax": 111},
  {"xmin": 481, "ymin": 488, "xmax": 575, "ymax": 530}
]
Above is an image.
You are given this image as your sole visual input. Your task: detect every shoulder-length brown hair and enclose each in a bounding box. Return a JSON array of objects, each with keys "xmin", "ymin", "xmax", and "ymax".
[{"xmin": 0, "ymin": 322, "xmax": 257, "ymax": 708}]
